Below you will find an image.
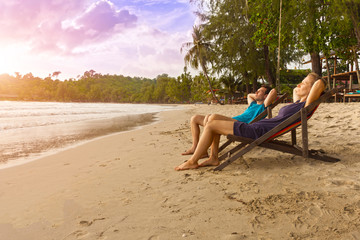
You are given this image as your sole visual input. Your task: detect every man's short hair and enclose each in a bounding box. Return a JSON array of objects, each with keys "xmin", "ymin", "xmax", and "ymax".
[{"xmin": 262, "ymin": 85, "xmax": 272, "ymax": 95}]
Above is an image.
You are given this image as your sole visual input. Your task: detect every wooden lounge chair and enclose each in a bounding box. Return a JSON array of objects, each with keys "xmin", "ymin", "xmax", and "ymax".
[
  {"xmin": 215, "ymin": 88, "xmax": 340, "ymax": 171},
  {"xmin": 218, "ymin": 93, "xmax": 288, "ymax": 154}
]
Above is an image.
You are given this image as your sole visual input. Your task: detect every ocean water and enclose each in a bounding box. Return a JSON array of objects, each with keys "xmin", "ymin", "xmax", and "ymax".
[{"xmin": 0, "ymin": 101, "xmax": 181, "ymax": 168}]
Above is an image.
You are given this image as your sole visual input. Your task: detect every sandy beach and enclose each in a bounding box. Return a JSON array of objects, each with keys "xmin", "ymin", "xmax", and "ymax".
[{"xmin": 0, "ymin": 102, "xmax": 359, "ymax": 240}]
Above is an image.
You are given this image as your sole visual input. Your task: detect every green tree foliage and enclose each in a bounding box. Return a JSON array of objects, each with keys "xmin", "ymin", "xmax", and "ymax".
[
  {"xmin": 191, "ymin": 73, "xmax": 209, "ymax": 102},
  {"xmin": 191, "ymin": 0, "xmax": 304, "ymax": 91},
  {"xmin": 293, "ymin": 1, "xmax": 332, "ymax": 75},
  {"xmin": 0, "ymin": 71, "xmax": 205, "ymax": 103},
  {"xmin": 191, "ymin": 0, "xmax": 360, "ymax": 94},
  {"xmin": 249, "ymin": 0, "xmax": 307, "ymax": 80},
  {"xmin": 166, "ymin": 68, "xmax": 192, "ymax": 103},
  {"xmin": 220, "ymin": 74, "xmax": 242, "ymax": 100},
  {"xmin": 181, "ymin": 25, "xmax": 221, "ymax": 103},
  {"xmin": 328, "ymin": 0, "xmax": 360, "ymax": 81},
  {"xmin": 203, "ymin": 0, "xmax": 265, "ymax": 90}
]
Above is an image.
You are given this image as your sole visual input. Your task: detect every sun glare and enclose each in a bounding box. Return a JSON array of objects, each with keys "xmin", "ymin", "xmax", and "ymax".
[{"xmin": 0, "ymin": 45, "xmax": 27, "ymax": 76}]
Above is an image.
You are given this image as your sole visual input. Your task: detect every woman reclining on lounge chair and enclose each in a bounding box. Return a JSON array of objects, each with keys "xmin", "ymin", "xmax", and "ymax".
[{"xmin": 175, "ymin": 72, "xmax": 326, "ymax": 171}]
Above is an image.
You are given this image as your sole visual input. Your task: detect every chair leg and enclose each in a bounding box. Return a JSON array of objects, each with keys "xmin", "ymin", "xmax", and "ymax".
[
  {"xmin": 218, "ymin": 139, "xmax": 233, "ymax": 153},
  {"xmin": 215, "ymin": 142, "xmax": 258, "ymax": 171},
  {"xmin": 291, "ymin": 129, "xmax": 297, "ymax": 146},
  {"xmin": 219, "ymin": 142, "xmax": 247, "ymax": 161},
  {"xmin": 301, "ymin": 108, "xmax": 309, "ymax": 158}
]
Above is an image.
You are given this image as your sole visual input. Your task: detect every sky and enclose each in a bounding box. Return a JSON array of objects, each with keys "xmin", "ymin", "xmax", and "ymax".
[{"xmin": 0, "ymin": 0, "xmax": 199, "ymax": 80}]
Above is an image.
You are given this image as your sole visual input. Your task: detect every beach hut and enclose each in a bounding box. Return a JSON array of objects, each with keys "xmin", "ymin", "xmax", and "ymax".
[{"xmin": 303, "ymin": 51, "xmax": 360, "ymax": 102}]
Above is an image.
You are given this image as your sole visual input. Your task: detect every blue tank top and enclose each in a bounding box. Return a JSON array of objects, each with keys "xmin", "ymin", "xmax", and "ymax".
[{"xmin": 232, "ymin": 101, "xmax": 266, "ymax": 123}]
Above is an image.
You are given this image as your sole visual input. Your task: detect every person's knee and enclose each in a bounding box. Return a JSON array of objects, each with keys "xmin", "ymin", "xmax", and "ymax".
[
  {"xmin": 191, "ymin": 114, "xmax": 204, "ymax": 124},
  {"xmin": 208, "ymin": 114, "xmax": 221, "ymax": 122},
  {"xmin": 204, "ymin": 120, "xmax": 217, "ymax": 131}
]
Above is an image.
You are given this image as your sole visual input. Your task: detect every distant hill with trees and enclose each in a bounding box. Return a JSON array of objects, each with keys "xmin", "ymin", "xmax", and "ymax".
[
  {"xmin": 0, "ymin": 68, "xmax": 310, "ymax": 103},
  {"xmin": 0, "ymin": 70, "xmax": 213, "ymax": 103}
]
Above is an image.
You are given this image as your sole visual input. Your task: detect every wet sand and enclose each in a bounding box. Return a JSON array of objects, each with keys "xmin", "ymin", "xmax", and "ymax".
[{"xmin": 0, "ymin": 113, "xmax": 156, "ymax": 165}]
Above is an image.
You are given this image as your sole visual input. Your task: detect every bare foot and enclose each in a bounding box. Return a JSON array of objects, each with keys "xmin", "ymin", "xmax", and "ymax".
[
  {"xmin": 182, "ymin": 150, "xmax": 209, "ymax": 159},
  {"xmin": 175, "ymin": 160, "xmax": 199, "ymax": 171},
  {"xmin": 181, "ymin": 149, "xmax": 195, "ymax": 155},
  {"xmin": 199, "ymin": 157, "xmax": 220, "ymax": 167}
]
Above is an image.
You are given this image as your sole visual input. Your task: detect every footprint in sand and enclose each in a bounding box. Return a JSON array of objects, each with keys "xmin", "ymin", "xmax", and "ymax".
[
  {"xmin": 293, "ymin": 216, "xmax": 307, "ymax": 230},
  {"xmin": 79, "ymin": 218, "xmax": 106, "ymax": 227},
  {"xmin": 147, "ymin": 235, "xmax": 160, "ymax": 240},
  {"xmin": 326, "ymin": 179, "xmax": 360, "ymax": 190},
  {"xmin": 64, "ymin": 230, "xmax": 89, "ymax": 239},
  {"xmin": 79, "ymin": 220, "xmax": 92, "ymax": 227},
  {"xmin": 307, "ymin": 203, "xmax": 322, "ymax": 215},
  {"xmin": 220, "ymin": 233, "xmax": 252, "ymax": 240}
]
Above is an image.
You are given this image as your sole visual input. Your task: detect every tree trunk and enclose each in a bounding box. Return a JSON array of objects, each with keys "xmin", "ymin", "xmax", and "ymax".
[
  {"xmin": 346, "ymin": 2, "xmax": 360, "ymax": 47},
  {"xmin": 311, "ymin": 52, "xmax": 322, "ymax": 76},
  {"xmin": 352, "ymin": 48, "xmax": 360, "ymax": 85},
  {"xmin": 243, "ymin": 71, "xmax": 250, "ymax": 95},
  {"xmin": 252, "ymin": 77, "xmax": 257, "ymax": 93},
  {"xmin": 201, "ymin": 63, "xmax": 221, "ymax": 104},
  {"xmin": 276, "ymin": 0, "xmax": 282, "ymax": 93},
  {"xmin": 264, "ymin": 45, "xmax": 275, "ymax": 86}
]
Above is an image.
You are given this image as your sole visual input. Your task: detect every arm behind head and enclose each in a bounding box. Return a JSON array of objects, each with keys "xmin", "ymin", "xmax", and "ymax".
[
  {"xmin": 263, "ymin": 88, "xmax": 277, "ymax": 107},
  {"xmin": 293, "ymin": 88, "xmax": 300, "ymax": 103},
  {"xmin": 247, "ymin": 93, "xmax": 256, "ymax": 106},
  {"xmin": 305, "ymin": 80, "xmax": 326, "ymax": 107}
]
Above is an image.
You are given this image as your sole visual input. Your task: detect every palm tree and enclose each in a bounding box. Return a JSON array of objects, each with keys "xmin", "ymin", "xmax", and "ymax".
[{"xmin": 181, "ymin": 25, "xmax": 221, "ymax": 104}]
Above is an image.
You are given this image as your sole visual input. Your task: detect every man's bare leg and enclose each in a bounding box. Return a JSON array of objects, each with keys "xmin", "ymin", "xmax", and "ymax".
[
  {"xmin": 208, "ymin": 114, "xmax": 237, "ymax": 123},
  {"xmin": 182, "ymin": 114, "xmax": 205, "ymax": 155}
]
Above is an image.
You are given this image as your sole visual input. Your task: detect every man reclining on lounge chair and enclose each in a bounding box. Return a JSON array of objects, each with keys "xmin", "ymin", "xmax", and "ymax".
[
  {"xmin": 182, "ymin": 86, "xmax": 277, "ymax": 156},
  {"xmin": 175, "ymin": 72, "xmax": 324, "ymax": 171}
]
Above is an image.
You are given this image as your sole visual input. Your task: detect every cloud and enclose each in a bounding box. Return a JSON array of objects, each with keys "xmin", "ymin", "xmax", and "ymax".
[
  {"xmin": 0, "ymin": 0, "xmax": 86, "ymax": 40},
  {"xmin": 55, "ymin": 0, "xmax": 138, "ymax": 53},
  {"xmin": 0, "ymin": 0, "xmax": 137, "ymax": 54},
  {"xmin": 54, "ymin": 23, "xmax": 191, "ymax": 78},
  {"xmin": 76, "ymin": 0, "xmax": 137, "ymax": 34},
  {"xmin": 0, "ymin": 0, "xmax": 196, "ymax": 79}
]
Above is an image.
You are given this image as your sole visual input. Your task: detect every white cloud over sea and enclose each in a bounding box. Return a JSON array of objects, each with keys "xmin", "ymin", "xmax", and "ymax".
[{"xmin": 0, "ymin": 0, "xmax": 197, "ymax": 79}]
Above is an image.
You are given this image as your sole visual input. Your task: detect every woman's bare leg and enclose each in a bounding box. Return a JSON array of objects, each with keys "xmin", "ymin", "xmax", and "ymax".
[
  {"xmin": 198, "ymin": 114, "xmax": 235, "ymax": 164},
  {"xmin": 175, "ymin": 120, "xmax": 234, "ymax": 171},
  {"xmin": 199, "ymin": 134, "xmax": 221, "ymax": 167}
]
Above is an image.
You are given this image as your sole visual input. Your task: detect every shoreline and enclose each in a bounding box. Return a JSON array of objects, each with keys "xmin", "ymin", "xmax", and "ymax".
[
  {"xmin": 0, "ymin": 111, "xmax": 168, "ymax": 170},
  {"xmin": 0, "ymin": 108, "xmax": 179, "ymax": 169},
  {"xmin": 0, "ymin": 101, "xmax": 184, "ymax": 168},
  {"xmin": 0, "ymin": 103, "xmax": 359, "ymax": 239}
]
